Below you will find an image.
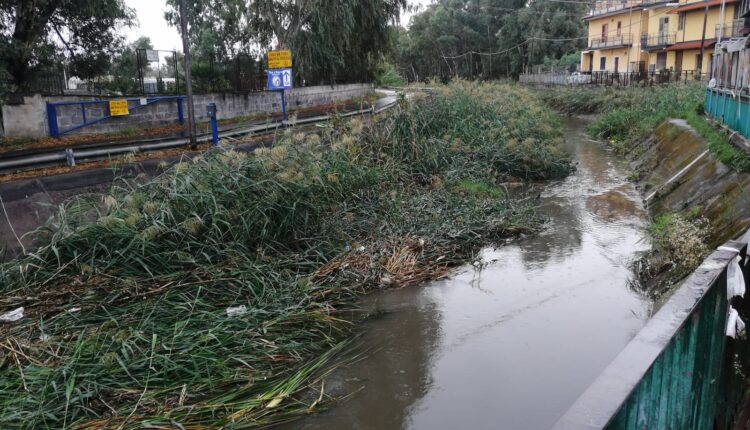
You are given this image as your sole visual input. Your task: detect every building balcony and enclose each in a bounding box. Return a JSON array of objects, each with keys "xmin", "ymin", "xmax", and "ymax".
[
  {"xmin": 589, "ymin": 34, "xmax": 634, "ymax": 49},
  {"xmin": 587, "ymin": 0, "xmax": 640, "ymax": 18},
  {"xmin": 716, "ymin": 19, "xmax": 745, "ymax": 39},
  {"xmin": 640, "ymin": 33, "xmax": 676, "ymax": 50}
]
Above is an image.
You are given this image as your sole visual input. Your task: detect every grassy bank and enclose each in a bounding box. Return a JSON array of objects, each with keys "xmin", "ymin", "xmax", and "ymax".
[
  {"xmin": 541, "ymin": 84, "xmax": 750, "ymax": 173},
  {"xmin": 0, "ymin": 82, "xmax": 571, "ymax": 429}
]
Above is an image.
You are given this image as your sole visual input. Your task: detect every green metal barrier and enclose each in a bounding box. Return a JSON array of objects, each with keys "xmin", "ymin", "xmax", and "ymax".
[
  {"xmin": 553, "ymin": 238, "xmax": 750, "ymax": 429},
  {"xmin": 705, "ymin": 88, "xmax": 750, "ymax": 139}
]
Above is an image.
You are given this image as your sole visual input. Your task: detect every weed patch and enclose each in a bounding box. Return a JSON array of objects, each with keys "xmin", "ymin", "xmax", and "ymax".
[{"xmin": 0, "ymin": 81, "xmax": 571, "ymax": 428}]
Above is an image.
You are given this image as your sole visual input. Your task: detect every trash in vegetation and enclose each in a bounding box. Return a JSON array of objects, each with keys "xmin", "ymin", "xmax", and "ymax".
[
  {"xmin": 226, "ymin": 305, "xmax": 248, "ymax": 317},
  {"xmin": 0, "ymin": 307, "xmax": 23, "ymax": 322}
]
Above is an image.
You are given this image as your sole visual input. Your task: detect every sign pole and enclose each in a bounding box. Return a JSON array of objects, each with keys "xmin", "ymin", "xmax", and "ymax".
[
  {"xmin": 179, "ymin": 0, "xmax": 198, "ymax": 149},
  {"xmin": 267, "ymin": 50, "xmax": 293, "ymax": 130}
]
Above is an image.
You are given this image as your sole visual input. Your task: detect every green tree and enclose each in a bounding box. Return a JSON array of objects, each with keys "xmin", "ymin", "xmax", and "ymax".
[
  {"xmin": 165, "ymin": 0, "xmax": 407, "ymax": 84},
  {"xmin": 398, "ymin": 0, "xmax": 587, "ymax": 81},
  {"xmin": 103, "ymin": 37, "xmax": 154, "ymax": 94},
  {"xmin": 496, "ymin": 0, "xmax": 587, "ymax": 77},
  {"xmin": 0, "ymin": 0, "xmax": 134, "ymax": 91}
]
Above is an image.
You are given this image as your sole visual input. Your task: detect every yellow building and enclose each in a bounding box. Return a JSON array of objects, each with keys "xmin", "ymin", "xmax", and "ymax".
[{"xmin": 581, "ymin": 0, "xmax": 744, "ymax": 76}]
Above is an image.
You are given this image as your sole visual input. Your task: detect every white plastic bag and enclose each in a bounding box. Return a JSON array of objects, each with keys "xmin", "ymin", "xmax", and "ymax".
[
  {"xmin": 718, "ymin": 247, "xmax": 746, "ymax": 299},
  {"xmin": 727, "ymin": 306, "xmax": 746, "ymax": 338},
  {"xmin": 226, "ymin": 305, "xmax": 248, "ymax": 317},
  {"xmin": 0, "ymin": 307, "xmax": 24, "ymax": 322}
]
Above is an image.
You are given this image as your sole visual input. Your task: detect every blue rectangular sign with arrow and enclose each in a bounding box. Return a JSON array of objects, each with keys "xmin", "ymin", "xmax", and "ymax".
[{"xmin": 267, "ymin": 68, "xmax": 293, "ymax": 90}]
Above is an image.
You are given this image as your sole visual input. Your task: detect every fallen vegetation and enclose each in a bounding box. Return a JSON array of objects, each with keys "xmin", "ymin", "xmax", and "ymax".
[
  {"xmin": 631, "ymin": 209, "xmax": 711, "ymax": 299},
  {"xmin": 541, "ymin": 84, "xmax": 750, "ymax": 173},
  {"xmin": 0, "ymin": 82, "xmax": 571, "ymax": 429}
]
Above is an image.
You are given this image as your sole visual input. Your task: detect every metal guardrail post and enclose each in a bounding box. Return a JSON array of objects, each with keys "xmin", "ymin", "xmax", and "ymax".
[
  {"xmin": 207, "ymin": 102, "xmax": 219, "ymax": 146},
  {"xmin": 177, "ymin": 98, "xmax": 184, "ymax": 124}
]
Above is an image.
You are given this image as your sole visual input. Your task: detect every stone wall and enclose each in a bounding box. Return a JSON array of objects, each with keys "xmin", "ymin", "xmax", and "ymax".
[{"xmin": 2, "ymin": 84, "xmax": 372, "ymax": 138}]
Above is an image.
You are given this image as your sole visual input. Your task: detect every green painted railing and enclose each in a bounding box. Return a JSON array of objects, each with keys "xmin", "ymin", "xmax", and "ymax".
[
  {"xmin": 553, "ymin": 237, "xmax": 750, "ymax": 429},
  {"xmin": 705, "ymin": 88, "xmax": 750, "ymax": 139}
]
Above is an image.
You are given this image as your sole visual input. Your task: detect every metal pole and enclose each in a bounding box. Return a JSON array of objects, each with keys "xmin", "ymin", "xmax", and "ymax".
[
  {"xmin": 699, "ymin": 0, "xmax": 709, "ymax": 77},
  {"xmin": 280, "ymin": 89, "xmax": 287, "ymax": 128},
  {"xmin": 173, "ymin": 51, "xmax": 179, "ymax": 93},
  {"xmin": 179, "ymin": 0, "xmax": 198, "ymax": 149},
  {"xmin": 208, "ymin": 102, "xmax": 219, "ymax": 146},
  {"xmin": 137, "ymin": 49, "xmax": 144, "ymax": 94},
  {"xmin": 627, "ymin": 4, "xmax": 633, "ymax": 73},
  {"xmin": 718, "ymin": 0, "xmax": 727, "ymax": 43}
]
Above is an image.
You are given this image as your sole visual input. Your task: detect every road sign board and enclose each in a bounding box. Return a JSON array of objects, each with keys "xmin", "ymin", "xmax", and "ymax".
[
  {"xmin": 267, "ymin": 68, "xmax": 293, "ymax": 90},
  {"xmin": 268, "ymin": 50, "xmax": 292, "ymax": 69},
  {"xmin": 109, "ymin": 99, "xmax": 130, "ymax": 116},
  {"xmin": 145, "ymin": 50, "xmax": 160, "ymax": 62}
]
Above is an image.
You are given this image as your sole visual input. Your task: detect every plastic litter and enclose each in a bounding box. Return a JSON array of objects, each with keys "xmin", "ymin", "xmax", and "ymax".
[
  {"xmin": 727, "ymin": 306, "xmax": 746, "ymax": 338},
  {"xmin": 226, "ymin": 305, "xmax": 248, "ymax": 317},
  {"xmin": 0, "ymin": 307, "xmax": 24, "ymax": 322},
  {"xmin": 716, "ymin": 246, "xmax": 746, "ymax": 299},
  {"xmin": 727, "ymin": 255, "xmax": 746, "ymax": 299}
]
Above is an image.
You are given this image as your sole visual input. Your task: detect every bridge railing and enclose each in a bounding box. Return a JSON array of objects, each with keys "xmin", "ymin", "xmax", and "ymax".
[{"xmin": 553, "ymin": 236, "xmax": 750, "ymax": 429}]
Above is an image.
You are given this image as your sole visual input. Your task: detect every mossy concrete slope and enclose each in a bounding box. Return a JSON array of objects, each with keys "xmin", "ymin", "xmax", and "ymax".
[{"xmin": 629, "ymin": 118, "xmax": 750, "ymax": 246}]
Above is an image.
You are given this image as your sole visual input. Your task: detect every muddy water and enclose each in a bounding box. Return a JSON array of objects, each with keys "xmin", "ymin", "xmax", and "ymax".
[{"xmin": 287, "ymin": 118, "xmax": 652, "ymax": 430}]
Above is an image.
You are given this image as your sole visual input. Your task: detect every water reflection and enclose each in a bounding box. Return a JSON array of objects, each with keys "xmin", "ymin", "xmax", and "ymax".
[{"xmin": 284, "ymin": 118, "xmax": 651, "ymax": 430}]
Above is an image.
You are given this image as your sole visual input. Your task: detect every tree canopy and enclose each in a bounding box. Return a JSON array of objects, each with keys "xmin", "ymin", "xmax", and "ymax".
[
  {"xmin": 165, "ymin": 0, "xmax": 408, "ymax": 85},
  {"xmin": 397, "ymin": 0, "xmax": 588, "ymax": 81},
  {"xmin": 0, "ymin": 0, "xmax": 134, "ymax": 91}
]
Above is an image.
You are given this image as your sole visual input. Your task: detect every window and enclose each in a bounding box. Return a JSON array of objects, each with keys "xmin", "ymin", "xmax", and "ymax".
[
  {"xmin": 600, "ymin": 56, "xmax": 607, "ymax": 70},
  {"xmin": 678, "ymin": 13, "xmax": 685, "ymax": 31},
  {"xmin": 614, "ymin": 57, "xmax": 620, "ymax": 72},
  {"xmin": 696, "ymin": 53, "xmax": 703, "ymax": 70},
  {"xmin": 617, "ymin": 21, "xmax": 622, "ymax": 36},
  {"xmin": 602, "ymin": 24, "xmax": 609, "ymax": 41},
  {"xmin": 659, "ymin": 17, "xmax": 669, "ymax": 35}
]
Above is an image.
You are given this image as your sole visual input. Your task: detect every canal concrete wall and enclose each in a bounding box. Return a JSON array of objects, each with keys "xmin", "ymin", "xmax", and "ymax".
[
  {"xmin": 629, "ymin": 118, "xmax": 750, "ymax": 247},
  {"xmin": 2, "ymin": 84, "xmax": 373, "ymax": 138}
]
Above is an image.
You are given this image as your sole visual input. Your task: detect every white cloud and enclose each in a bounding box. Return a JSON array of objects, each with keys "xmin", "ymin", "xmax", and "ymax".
[{"xmin": 124, "ymin": 0, "xmax": 182, "ymax": 51}]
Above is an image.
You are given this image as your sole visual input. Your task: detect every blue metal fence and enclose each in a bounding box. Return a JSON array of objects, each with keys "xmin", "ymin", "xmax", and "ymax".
[
  {"xmin": 553, "ymin": 237, "xmax": 750, "ymax": 429},
  {"xmin": 46, "ymin": 96, "xmax": 185, "ymax": 138},
  {"xmin": 705, "ymin": 88, "xmax": 750, "ymax": 139}
]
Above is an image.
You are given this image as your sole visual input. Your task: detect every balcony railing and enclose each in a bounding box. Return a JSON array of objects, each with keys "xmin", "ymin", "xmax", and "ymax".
[
  {"xmin": 589, "ymin": 34, "xmax": 633, "ymax": 49},
  {"xmin": 588, "ymin": 0, "xmax": 641, "ymax": 17},
  {"xmin": 640, "ymin": 32, "xmax": 676, "ymax": 49},
  {"xmin": 716, "ymin": 19, "xmax": 745, "ymax": 39}
]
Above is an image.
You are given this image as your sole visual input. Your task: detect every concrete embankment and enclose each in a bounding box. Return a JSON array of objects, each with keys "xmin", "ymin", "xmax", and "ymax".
[{"xmin": 629, "ymin": 118, "xmax": 750, "ymax": 246}]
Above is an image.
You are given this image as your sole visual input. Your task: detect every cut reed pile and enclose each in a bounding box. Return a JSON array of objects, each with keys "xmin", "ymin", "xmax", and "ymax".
[{"xmin": 0, "ymin": 81, "xmax": 572, "ymax": 429}]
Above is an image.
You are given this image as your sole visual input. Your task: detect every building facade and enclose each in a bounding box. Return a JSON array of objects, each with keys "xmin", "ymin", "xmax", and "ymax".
[{"xmin": 582, "ymin": 0, "xmax": 746, "ymax": 76}]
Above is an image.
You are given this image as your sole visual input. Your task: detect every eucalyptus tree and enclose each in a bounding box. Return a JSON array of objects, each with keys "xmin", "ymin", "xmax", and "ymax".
[
  {"xmin": 496, "ymin": 0, "xmax": 587, "ymax": 77},
  {"xmin": 0, "ymin": 0, "xmax": 134, "ymax": 92},
  {"xmin": 398, "ymin": 0, "xmax": 587, "ymax": 81}
]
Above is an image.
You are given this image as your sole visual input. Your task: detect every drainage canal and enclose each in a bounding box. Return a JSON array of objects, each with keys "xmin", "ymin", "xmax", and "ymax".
[{"xmin": 283, "ymin": 117, "xmax": 653, "ymax": 429}]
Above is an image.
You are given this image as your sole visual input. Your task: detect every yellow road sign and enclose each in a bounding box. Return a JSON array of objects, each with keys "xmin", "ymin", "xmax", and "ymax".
[
  {"xmin": 109, "ymin": 99, "xmax": 130, "ymax": 116},
  {"xmin": 268, "ymin": 50, "xmax": 292, "ymax": 69}
]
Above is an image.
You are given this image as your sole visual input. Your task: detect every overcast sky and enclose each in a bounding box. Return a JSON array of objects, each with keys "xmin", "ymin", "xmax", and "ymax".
[{"xmin": 124, "ymin": 0, "xmax": 434, "ymax": 51}]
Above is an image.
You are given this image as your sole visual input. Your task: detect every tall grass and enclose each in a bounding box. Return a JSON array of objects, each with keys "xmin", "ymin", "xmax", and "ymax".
[
  {"xmin": 542, "ymin": 84, "xmax": 704, "ymax": 147},
  {"xmin": 0, "ymin": 81, "xmax": 571, "ymax": 429},
  {"xmin": 541, "ymin": 84, "xmax": 750, "ymax": 172}
]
